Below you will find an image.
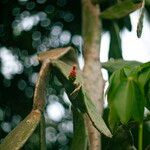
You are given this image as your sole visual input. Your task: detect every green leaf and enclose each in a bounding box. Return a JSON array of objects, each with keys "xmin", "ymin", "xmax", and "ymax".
[
  {"xmin": 124, "ymin": 16, "xmax": 132, "ymax": 31},
  {"xmin": 0, "ymin": 110, "xmax": 41, "ymax": 150},
  {"xmin": 109, "ymin": 22, "xmax": 123, "ymax": 59},
  {"xmin": 51, "ymin": 60, "xmax": 112, "ymax": 137},
  {"xmin": 130, "ymin": 80, "xmax": 144, "ymax": 122},
  {"xmin": 107, "ymin": 69, "xmax": 144, "ymax": 124},
  {"xmin": 138, "ymin": 63, "xmax": 150, "ymax": 88},
  {"xmin": 102, "ymin": 59, "xmax": 141, "ymax": 73},
  {"xmin": 111, "ymin": 80, "xmax": 133, "ymax": 123},
  {"xmin": 108, "ymin": 103, "xmax": 120, "ymax": 131},
  {"xmin": 70, "ymin": 108, "xmax": 87, "ymax": 150},
  {"xmin": 107, "ymin": 68, "xmax": 127, "ymax": 97},
  {"xmin": 83, "ymin": 90, "xmax": 112, "ymax": 137},
  {"xmin": 138, "ymin": 62, "xmax": 150, "ymax": 110},
  {"xmin": 107, "ymin": 69, "xmax": 125, "ymax": 130},
  {"xmin": 145, "ymin": 81, "xmax": 150, "ymax": 110},
  {"xmin": 100, "ymin": 0, "xmax": 142, "ymax": 19}
]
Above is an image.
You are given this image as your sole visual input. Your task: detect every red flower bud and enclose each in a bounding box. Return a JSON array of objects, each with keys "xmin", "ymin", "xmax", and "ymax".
[{"xmin": 68, "ymin": 65, "xmax": 77, "ymax": 82}]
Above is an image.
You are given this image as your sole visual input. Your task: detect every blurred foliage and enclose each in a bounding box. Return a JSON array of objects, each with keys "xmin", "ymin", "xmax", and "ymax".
[{"xmin": 0, "ymin": 0, "xmax": 150, "ymax": 150}]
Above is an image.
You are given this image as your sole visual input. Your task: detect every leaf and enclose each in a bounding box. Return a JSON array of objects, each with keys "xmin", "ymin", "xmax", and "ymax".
[
  {"xmin": 138, "ymin": 63, "xmax": 150, "ymax": 88},
  {"xmin": 33, "ymin": 60, "xmax": 51, "ymax": 111},
  {"xmin": 37, "ymin": 46, "xmax": 75, "ymax": 62},
  {"xmin": 106, "ymin": 68, "xmax": 127, "ymax": 97},
  {"xmin": 70, "ymin": 108, "xmax": 87, "ymax": 150},
  {"xmin": 145, "ymin": 81, "xmax": 150, "ymax": 110},
  {"xmin": 137, "ymin": 0, "xmax": 145, "ymax": 38},
  {"xmin": 107, "ymin": 69, "xmax": 144, "ymax": 124},
  {"xmin": 51, "ymin": 60, "xmax": 112, "ymax": 137},
  {"xmin": 111, "ymin": 80, "xmax": 132, "ymax": 123},
  {"xmin": 102, "ymin": 59, "xmax": 141, "ymax": 73},
  {"xmin": 83, "ymin": 91, "xmax": 112, "ymax": 137},
  {"xmin": 130, "ymin": 80, "xmax": 144, "ymax": 122},
  {"xmin": 109, "ymin": 22, "xmax": 123, "ymax": 59},
  {"xmin": 108, "ymin": 103, "xmax": 120, "ymax": 131},
  {"xmin": 124, "ymin": 16, "xmax": 132, "ymax": 31},
  {"xmin": 0, "ymin": 110, "xmax": 41, "ymax": 150},
  {"xmin": 100, "ymin": 0, "xmax": 142, "ymax": 19},
  {"xmin": 137, "ymin": 62, "xmax": 150, "ymax": 110}
]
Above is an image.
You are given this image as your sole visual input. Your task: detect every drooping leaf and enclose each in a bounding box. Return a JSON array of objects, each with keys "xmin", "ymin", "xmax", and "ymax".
[
  {"xmin": 83, "ymin": 91, "xmax": 112, "ymax": 137},
  {"xmin": 0, "ymin": 110, "xmax": 41, "ymax": 150},
  {"xmin": 137, "ymin": 0, "xmax": 145, "ymax": 38},
  {"xmin": 102, "ymin": 59, "xmax": 141, "ymax": 73},
  {"xmin": 109, "ymin": 22, "xmax": 123, "ymax": 59},
  {"xmin": 100, "ymin": 0, "xmax": 142, "ymax": 19},
  {"xmin": 37, "ymin": 46, "xmax": 77, "ymax": 66},
  {"xmin": 70, "ymin": 108, "xmax": 87, "ymax": 150},
  {"xmin": 33, "ymin": 60, "xmax": 51, "ymax": 111},
  {"xmin": 51, "ymin": 60, "xmax": 112, "ymax": 137},
  {"xmin": 37, "ymin": 46, "xmax": 75, "ymax": 61},
  {"xmin": 124, "ymin": 16, "xmax": 132, "ymax": 31}
]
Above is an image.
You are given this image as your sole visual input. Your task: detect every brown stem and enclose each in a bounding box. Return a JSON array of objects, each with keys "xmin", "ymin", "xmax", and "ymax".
[{"xmin": 82, "ymin": 0, "xmax": 104, "ymax": 149}]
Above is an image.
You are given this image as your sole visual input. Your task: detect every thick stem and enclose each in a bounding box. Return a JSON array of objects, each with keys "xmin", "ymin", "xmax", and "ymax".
[
  {"xmin": 138, "ymin": 122, "xmax": 143, "ymax": 150},
  {"xmin": 82, "ymin": 0, "xmax": 104, "ymax": 149}
]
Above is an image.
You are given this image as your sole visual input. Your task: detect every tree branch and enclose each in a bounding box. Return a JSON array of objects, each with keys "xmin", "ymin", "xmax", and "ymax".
[{"xmin": 82, "ymin": 0, "xmax": 104, "ymax": 149}]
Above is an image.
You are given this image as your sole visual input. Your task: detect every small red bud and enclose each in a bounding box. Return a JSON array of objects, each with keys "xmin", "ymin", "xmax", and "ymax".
[{"xmin": 68, "ymin": 65, "xmax": 77, "ymax": 82}]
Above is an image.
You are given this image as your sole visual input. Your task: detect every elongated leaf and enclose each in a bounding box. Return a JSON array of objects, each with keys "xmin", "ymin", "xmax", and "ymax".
[
  {"xmin": 124, "ymin": 16, "xmax": 132, "ymax": 31},
  {"xmin": 100, "ymin": 0, "xmax": 142, "ymax": 19},
  {"xmin": 83, "ymin": 91, "xmax": 112, "ymax": 137},
  {"xmin": 70, "ymin": 108, "xmax": 87, "ymax": 150},
  {"xmin": 0, "ymin": 110, "xmax": 41, "ymax": 150},
  {"xmin": 51, "ymin": 60, "xmax": 112, "ymax": 137},
  {"xmin": 37, "ymin": 46, "xmax": 75, "ymax": 61},
  {"xmin": 102, "ymin": 59, "xmax": 141, "ymax": 73},
  {"xmin": 137, "ymin": 0, "xmax": 145, "ymax": 38},
  {"xmin": 109, "ymin": 22, "xmax": 122, "ymax": 59}
]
